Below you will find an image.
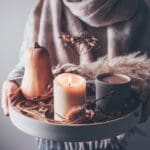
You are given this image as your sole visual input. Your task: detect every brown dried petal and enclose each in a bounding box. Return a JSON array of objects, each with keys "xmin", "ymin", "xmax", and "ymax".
[
  {"xmin": 92, "ymin": 110, "xmax": 107, "ymax": 122},
  {"xmin": 66, "ymin": 105, "xmax": 86, "ymax": 122},
  {"xmin": 45, "ymin": 110, "xmax": 54, "ymax": 119}
]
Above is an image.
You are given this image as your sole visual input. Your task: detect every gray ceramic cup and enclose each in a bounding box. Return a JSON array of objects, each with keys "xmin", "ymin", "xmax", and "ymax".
[{"xmin": 88, "ymin": 73, "xmax": 131, "ymax": 115}]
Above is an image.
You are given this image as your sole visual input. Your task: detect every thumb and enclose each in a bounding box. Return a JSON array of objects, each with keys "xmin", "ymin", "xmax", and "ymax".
[
  {"xmin": 1, "ymin": 83, "xmax": 9, "ymax": 116},
  {"xmin": 1, "ymin": 80, "xmax": 18, "ymax": 116}
]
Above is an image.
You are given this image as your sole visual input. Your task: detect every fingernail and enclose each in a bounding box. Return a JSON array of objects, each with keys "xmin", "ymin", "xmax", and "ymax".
[
  {"xmin": 6, "ymin": 113, "xmax": 9, "ymax": 117},
  {"xmin": 4, "ymin": 110, "xmax": 9, "ymax": 116}
]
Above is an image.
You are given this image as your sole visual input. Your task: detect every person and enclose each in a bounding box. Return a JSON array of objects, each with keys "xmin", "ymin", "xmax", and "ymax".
[{"xmin": 1, "ymin": 0, "xmax": 150, "ymax": 150}]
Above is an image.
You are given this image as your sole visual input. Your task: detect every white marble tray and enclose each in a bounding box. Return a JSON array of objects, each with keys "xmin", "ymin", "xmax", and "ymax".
[{"xmin": 9, "ymin": 104, "xmax": 141, "ymax": 142}]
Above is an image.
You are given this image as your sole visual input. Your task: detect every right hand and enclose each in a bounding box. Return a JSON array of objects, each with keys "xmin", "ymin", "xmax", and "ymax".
[{"xmin": 1, "ymin": 80, "xmax": 19, "ymax": 116}]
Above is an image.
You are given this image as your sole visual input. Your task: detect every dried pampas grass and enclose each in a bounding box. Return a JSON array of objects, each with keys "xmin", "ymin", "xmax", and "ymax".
[{"xmin": 53, "ymin": 52, "xmax": 150, "ymax": 122}]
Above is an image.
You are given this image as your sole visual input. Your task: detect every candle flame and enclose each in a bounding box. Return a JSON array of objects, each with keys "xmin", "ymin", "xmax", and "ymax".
[{"xmin": 68, "ymin": 75, "xmax": 72, "ymax": 86}]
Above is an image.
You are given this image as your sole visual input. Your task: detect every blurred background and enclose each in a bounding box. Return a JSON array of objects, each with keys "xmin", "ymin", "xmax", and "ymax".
[
  {"xmin": 0, "ymin": 0, "xmax": 150, "ymax": 150},
  {"xmin": 0, "ymin": 1, "xmax": 36, "ymax": 150}
]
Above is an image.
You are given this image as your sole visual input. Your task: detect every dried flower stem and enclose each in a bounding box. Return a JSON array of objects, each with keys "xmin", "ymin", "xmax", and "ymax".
[{"xmin": 60, "ymin": 32, "xmax": 99, "ymax": 55}]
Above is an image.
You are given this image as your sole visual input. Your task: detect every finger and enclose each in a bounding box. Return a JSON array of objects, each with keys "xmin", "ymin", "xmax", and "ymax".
[
  {"xmin": 7, "ymin": 82, "xmax": 18, "ymax": 93},
  {"xmin": 2, "ymin": 104, "xmax": 9, "ymax": 116},
  {"xmin": 6, "ymin": 82, "xmax": 18, "ymax": 100},
  {"xmin": 1, "ymin": 85, "xmax": 9, "ymax": 116},
  {"xmin": 1, "ymin": 80, "xmax": 19, "ymax": 116}
]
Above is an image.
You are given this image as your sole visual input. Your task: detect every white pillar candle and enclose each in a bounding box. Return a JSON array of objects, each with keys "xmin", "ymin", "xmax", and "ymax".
[{"xmin": 54, "ymin": 73, "xmax": 86, "ymax": 121}]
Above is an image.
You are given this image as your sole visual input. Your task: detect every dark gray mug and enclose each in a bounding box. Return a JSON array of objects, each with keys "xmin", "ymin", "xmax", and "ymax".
[{"xmin": 88, "ymin": 73, "xmax": 131, "ymax": 115}]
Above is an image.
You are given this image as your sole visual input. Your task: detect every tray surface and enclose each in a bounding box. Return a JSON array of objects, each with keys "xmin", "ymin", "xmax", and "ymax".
[{"xmin": 9, "ymin": 104, "xmax": 141, "ymax": 142}]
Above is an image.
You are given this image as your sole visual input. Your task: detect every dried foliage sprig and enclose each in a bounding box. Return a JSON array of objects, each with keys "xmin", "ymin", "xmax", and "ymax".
[{"xmin": 60, "ymin": 32, "xmax": 99, "ymax": 50}]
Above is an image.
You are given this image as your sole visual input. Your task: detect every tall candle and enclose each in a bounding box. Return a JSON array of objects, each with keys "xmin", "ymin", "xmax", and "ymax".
[{"xmin": 54, "ymin": 73, "xmax": 86, "ymax": 121}]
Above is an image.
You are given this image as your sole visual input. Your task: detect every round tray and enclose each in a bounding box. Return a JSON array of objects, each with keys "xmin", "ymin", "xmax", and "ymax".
[{"xmin": 9, "ymin": 104, "xmax": 141, "ymax": 142}]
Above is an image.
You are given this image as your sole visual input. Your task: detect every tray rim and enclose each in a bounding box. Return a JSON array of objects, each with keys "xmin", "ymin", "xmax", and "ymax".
[
  {"xmin": 10, "ymin": 103, "xmax": 141, "ymax": 127},
  {"xmin": 9, "ymin": 103, "xmax": 142, "ymax": 141}
]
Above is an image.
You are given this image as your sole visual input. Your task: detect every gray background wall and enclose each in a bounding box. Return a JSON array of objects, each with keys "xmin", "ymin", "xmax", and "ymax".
[
  {"xmin": 0, "ymin": 1, "xmax": 36, "ymax": 150},
  {"xmin": 0, "ymin": 0, "xmax": 150, "ymax": 150}
]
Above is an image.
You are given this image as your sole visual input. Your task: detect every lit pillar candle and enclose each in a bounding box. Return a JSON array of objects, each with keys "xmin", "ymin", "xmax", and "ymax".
[{"xmin": 54, "ymin": 73, "xmax": 86, "ymax": 121}]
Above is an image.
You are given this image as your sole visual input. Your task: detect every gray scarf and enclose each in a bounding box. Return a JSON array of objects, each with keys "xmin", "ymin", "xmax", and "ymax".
[
  {"xmin": 63, "ymin": 0, "xmax": 139, "ymax": 27},
  {"xmin": 45, "ymin": 0, "xmax": 140, "ymax": 64}
]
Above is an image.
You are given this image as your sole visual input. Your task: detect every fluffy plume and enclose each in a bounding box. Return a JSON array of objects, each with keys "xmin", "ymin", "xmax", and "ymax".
[{"xmin": 53, "ymin": 53, "xmax": 150, "ymax": 122}]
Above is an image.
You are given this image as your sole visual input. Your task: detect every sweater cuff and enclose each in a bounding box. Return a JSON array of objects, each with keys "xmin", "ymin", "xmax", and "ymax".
[{"xmin": 8, "ymin": 77, "xmax": 23, "ymax": 87}]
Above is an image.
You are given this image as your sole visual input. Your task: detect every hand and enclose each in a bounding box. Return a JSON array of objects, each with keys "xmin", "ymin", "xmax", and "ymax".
[
  {"xmin": 1, "ymin": 80, "xmax": 19, "ymax": 116},
  {"xmin": 141, "ymin": 98, "xmax": 150, "ymax": 123}
]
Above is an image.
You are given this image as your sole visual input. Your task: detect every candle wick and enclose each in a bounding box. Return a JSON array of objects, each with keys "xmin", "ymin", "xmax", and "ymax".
[{"xmin": 68, "ymin": 75, "xmax": 72, "ymax": 86}]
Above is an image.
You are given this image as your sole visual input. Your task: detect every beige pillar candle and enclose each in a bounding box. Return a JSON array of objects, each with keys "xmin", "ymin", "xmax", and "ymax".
[{"xmin": 54, "ymin": 73, "xmax": 86, "ymax": 121}]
